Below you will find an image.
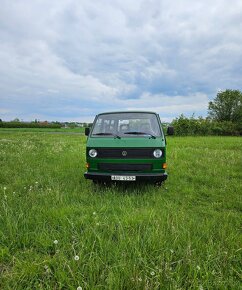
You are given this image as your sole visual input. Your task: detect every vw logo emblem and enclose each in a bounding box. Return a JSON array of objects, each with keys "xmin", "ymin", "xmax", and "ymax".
[{"xmin": 122, "ymin": 150, "xmax": 127, "ymax": 157}]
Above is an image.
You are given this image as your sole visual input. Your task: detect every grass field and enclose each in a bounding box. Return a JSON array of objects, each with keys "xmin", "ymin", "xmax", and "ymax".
[{"xmin": 0, "ymin": 131, "xmax": 241, "ymax": 290}]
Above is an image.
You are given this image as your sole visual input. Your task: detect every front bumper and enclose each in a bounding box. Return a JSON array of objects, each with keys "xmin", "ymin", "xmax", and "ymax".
[{"xmin": 84, "ymin": 172, "xmax": 168, "ymax": 182}]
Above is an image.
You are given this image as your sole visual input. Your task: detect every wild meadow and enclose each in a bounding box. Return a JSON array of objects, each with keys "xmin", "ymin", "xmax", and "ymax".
[{"xmin": 0, "ymin": 130, "xmax": 241, "ymax": 289}]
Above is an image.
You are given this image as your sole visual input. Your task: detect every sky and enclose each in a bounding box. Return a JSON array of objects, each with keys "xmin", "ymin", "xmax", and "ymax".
[{"xmin": 0, "ymin": 0, "xmax": 242, "ymax": 122}]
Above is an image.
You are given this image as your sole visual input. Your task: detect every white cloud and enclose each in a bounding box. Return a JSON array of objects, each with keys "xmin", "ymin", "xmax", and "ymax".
[{"xmin": 121, "ymin": 92, "xmax": 208, "ymax": 120}]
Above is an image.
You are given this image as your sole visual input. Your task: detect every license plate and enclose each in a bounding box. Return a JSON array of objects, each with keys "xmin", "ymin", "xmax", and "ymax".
[{"xmin": 111, "ymin": 175, "xmax": 136, "ymax": 181}]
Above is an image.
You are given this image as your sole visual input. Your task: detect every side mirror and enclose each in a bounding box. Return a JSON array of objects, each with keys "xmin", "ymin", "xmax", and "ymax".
[
  {"xmin": 85, "ymin": 127, "xmax": 90, "ymax": 136},
  {"xmin": 167, "ymin": 126, "xmax": 174, "ymax": 136}
]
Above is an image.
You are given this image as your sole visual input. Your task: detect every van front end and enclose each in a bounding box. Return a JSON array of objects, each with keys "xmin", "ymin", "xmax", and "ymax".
[
  {"xmin": 84, "ymin": 111, "xmax": 172, "ymax": 184},
  {"xmin": 84, "ymin": 145, "xmax": 168, "ymax": 183}
]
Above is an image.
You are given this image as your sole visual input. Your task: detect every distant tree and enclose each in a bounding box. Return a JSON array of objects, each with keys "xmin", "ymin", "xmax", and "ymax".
[
  {"xmin": 69, "ymin": 122, "xmax": 77, "ymax": 128},
  {"xmin": 52, "ymin": 121, "xmax": 60, "ymax": 124},
  {"xmin": 208, "ymin": 89, "xmax": 242, "ymax": 123},
  {"xmin": 12, "ymin": 118, "xmax": 20, "ymax": 122},
  {"xmin": 0, "ymin": 118, "xmax": 2, "ymax": 122}
]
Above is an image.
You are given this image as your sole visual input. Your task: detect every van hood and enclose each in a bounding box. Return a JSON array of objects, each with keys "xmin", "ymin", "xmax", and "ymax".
[{"xmin": 87, "ymin": 137, "xmax": 165, "ymax": 148}]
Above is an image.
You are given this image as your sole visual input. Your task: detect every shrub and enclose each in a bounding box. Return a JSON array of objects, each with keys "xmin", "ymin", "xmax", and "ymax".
[
  {"xmin": 172, "ymin": 115, "xmax": 240, "ymax": 136},
  {"xmin": 0, "ymin": 122, "xmax": 61, "ymax": 129}
]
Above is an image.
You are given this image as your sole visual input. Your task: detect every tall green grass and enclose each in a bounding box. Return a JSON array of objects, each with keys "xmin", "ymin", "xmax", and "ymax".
[{"xmin": 0, "ymin": 133, "xmax": 241, "ymax": 289}]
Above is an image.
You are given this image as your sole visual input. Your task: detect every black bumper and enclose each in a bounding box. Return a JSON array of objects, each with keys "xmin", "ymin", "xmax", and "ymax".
[{"xmin": 84, "ymin": 172, "xmax": 168, "ymax": 182}]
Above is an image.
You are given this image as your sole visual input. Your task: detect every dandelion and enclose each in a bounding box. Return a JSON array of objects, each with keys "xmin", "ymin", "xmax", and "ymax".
[
  {"xmin": 196, "ymin": 265, "xmax": 201, "ymax": 271},
  {"xmin": 3, "ymin": 187, "xmax": 7, "ymax": 190},
  {"xmin": 35, "ymin": 181, "xmax": 38, "ymax": 184},
  {"xmin": 13, "ymin": 191, "xmax": 15, "ymax": 194},
  {"xmin": 53, "ymin": 240, "xmax": 58, "ymax": 245},
  {"xmin": 77, "ymin": 287, "xmax": 82, "ymax": 290},
  {"xmin": 44, "ymin": 265, "xmax": 51, "ymax": 274},
  {"xmin": 150, "ymin": 271, "xmax": 155, "ymax": 276},
  {"xmin": 74, "ymin": 255, "xmax": 80, "ymax": 261},
  {"xmin": 93, "ymin": 211, "xmax": 96, "ymax": 215}
]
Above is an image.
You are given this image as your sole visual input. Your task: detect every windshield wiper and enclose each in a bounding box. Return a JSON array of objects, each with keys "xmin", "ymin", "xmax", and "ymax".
[
  {"xmin": 93, "ymin": 132, "xmax": 121, "ymax": 139},
  {"xmin": 123, "ymin": 131, "xmax": 156, "ymax": 139}
]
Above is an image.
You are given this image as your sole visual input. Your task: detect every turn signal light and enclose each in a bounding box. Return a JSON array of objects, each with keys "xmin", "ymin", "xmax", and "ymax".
[
  {"xmin": 162, "ymin": 163, "xmax": 167, "ymax": 169},
  {"xmin": 86, "ymin": 163, "xmax": 89, "ymax": 169}
]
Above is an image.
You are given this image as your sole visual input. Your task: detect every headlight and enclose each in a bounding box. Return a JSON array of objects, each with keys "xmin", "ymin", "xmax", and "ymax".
[
  {"xmin": 89, "ymin": 149, "xmax": 97, "ymax": 158},
  {"xmin": 153, "ymin": 149, "xmax": 162, "ymax": 158}
]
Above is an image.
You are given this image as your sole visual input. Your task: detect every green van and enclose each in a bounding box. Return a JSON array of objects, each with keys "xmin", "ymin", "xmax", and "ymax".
[{"xmin": 84, "ymin": 111, "xmax": 174, "ymax": 184}]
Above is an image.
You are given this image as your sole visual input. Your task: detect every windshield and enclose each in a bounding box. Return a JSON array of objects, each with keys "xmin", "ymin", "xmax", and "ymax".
[{"xmin": 91, "ymin": 112, "xmax": 162, "ymax": 137}]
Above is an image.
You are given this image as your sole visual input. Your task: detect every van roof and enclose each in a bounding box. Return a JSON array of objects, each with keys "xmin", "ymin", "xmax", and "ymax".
[{"xmin": 97, "ymin": 111, "xmax": 158, "ymax": 115}]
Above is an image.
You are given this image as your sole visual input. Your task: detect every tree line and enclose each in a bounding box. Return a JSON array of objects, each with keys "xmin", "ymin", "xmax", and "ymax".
[
  {"xmin": 171, "ymin": 89, "xmax": 242, "ymax": 136},
  {"xmin": 0, "ymin": 119, "xmax": 93, "ymax": 129},
  {"xmin": 0, "ymin": 121, "xmax": 62, "ymax": 129}
]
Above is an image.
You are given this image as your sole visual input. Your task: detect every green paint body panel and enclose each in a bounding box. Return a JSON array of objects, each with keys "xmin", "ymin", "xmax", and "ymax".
[
  {"xmin": 87, "ymin": 137, "xmax": 166, "ymax": 148},
  {"xmin": 84, "ymin": 111, "xmax": 168, "ymax": 181}
]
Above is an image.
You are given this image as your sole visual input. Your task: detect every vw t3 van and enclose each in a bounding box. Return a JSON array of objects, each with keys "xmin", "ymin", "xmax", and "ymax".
[{"xmin": 84, "ymin": 111, "xmax": 174, "ymax": 183}]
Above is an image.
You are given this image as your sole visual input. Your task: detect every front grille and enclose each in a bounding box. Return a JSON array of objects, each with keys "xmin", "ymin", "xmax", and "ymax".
[
  {"xmin": 98, "ymin": 163, "xmax": 152, "ymax": 172},
  {"xmin": 96, "ymin": 148, "xmax": 159, "ymax": 159}
]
